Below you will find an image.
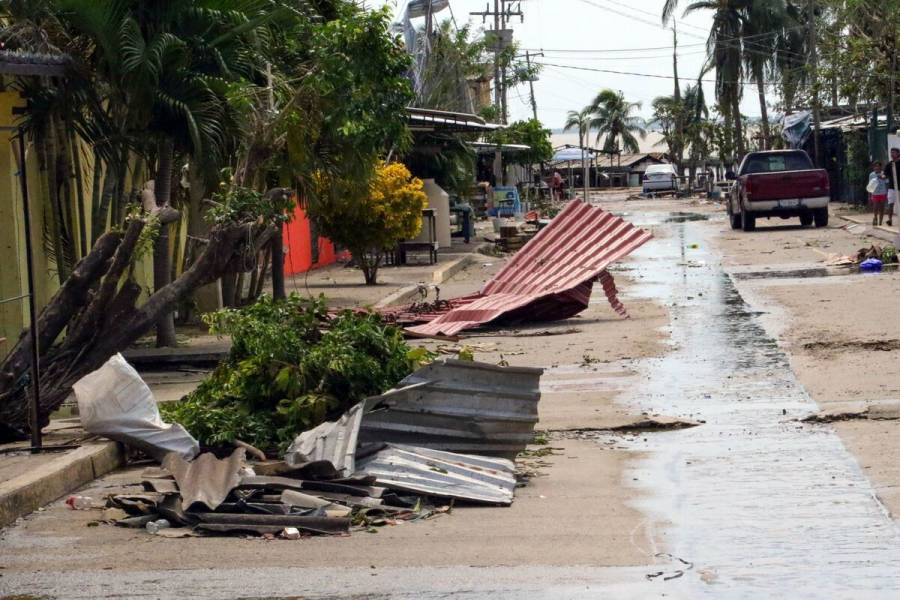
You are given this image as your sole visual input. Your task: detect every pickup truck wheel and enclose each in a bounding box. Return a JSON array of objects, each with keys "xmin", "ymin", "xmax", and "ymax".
[
  {"xmin": 741, "ymin": 213, "xmax": 756, "ymax": 232},
  {"xmin": 799, "ymin": 213, "xmax": 813, "ymax": 227},
  {"xmin": 814, "ymin": 208, "xmax": 829, "ymax": 227},
  {"xmin": 729, "ymin": 210, "xmax": 742, "ymax": 230}
]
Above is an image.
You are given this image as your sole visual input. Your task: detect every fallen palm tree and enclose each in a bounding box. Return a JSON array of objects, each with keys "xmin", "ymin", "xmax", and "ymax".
[{"xmin": 0, "ymin": 189, "xmax": 292, "ymax": 441}]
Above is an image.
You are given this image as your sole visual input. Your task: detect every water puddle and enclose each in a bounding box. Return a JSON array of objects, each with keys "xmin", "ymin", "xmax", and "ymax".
[
  {"xmin": 612, "ymin": 212, "xmax": 900, "ymax": 597},
  {"xmin": 733, "ymin": 263, "xmax": 899, "ymax": 281},
  {"xmin": 664, "ymin": 213, "xmax": 710, "ymax": 223}
]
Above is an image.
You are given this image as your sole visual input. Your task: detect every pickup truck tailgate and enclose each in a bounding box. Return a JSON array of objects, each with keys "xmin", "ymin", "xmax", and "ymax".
[{"xmin": 745, "ymin": 170, "xmax": 829, "ymax": 201}]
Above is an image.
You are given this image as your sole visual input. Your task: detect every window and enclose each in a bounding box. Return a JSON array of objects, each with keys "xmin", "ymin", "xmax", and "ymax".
[{"xmin": 743, "ymin": 152, "xmax": 813, "ymax": 174}]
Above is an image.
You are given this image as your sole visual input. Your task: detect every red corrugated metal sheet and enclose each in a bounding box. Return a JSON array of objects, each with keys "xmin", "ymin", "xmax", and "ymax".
[{"xmin": 405, "ymin": 201, "xmax": 651, "ymax": 337}]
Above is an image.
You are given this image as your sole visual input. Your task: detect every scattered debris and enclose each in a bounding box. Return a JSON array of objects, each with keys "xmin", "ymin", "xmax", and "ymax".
[
  {"xmin": 606, "ymin": 415, "xmax": 702, "ymax": 432},
  {"xmin": 392, "ymin": 200, "xmax": 652, "ymax": 337},
  {"xmin": 802, "ymin": 400, "xmax": 900, "ymax": 423},
  {"xmin": 93, "ymin": 357, "xmax": 545, "ymax": 539},
  {"xmin": 802, "ymin": 338, "xmax": 900, "ymax": 354},
  {"xmin": 73, "ymin": 353, "xmax": 199, "ymax": 461}
]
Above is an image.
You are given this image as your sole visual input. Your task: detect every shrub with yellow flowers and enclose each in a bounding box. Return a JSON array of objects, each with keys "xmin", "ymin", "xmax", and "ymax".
[{"xmin": 310, "ymin": 161, "xmax": 427, "ymax": 285}]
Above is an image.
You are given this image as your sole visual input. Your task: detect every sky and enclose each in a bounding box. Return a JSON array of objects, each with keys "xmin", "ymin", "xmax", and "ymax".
[{"xmin": 372, "ymin": 0, "xmax": 775, "ymax": 130}]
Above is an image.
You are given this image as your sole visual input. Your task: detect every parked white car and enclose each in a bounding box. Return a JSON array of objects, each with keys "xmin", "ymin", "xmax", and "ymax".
[{"xmin": 642, "ymin": 164, "xmax": 679, "ymax": 195}]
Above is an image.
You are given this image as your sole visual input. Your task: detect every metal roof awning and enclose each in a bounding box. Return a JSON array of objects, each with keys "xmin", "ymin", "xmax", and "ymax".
[
  {"xmin": 819, "ymin": 113, "xmax": 888, "ymax": 132},
  {"xmin": 0, "ymin": 50, "xmax": 68, "ymax": 77},
  {"xmin": 469, "ymin": 141, "xmax": 531, "ymax": 154},
  {"xmin": 407, "ymin": 107, "xmax": 502, "ymax": 133},
  {"xmin": 550, "ymin": 146, "xmax": 600, "ymax": 164}
]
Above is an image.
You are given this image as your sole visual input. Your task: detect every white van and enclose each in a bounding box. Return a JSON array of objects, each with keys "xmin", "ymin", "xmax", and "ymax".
[{"xmin": 642, "ymin": 164, "xmax": 679, "ymax": 194}]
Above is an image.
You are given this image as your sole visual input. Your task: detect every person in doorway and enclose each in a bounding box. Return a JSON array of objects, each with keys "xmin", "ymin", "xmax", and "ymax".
[
  {"xmin": 869, "ymin": 161, "xmax": 888, "ymax": 226},
  {"xmin": 885, "ymin": 147, "xmax": 900, "ymax": 227}
]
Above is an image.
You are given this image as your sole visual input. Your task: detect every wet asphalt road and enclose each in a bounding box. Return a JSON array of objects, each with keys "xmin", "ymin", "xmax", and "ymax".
[
  {"xmin": 3, "ymin": 210, "xmax": 898, "ymax": 599},
  {"xmin": 613, "ymin": 211, "xmax": 900, "ymax": 598}
]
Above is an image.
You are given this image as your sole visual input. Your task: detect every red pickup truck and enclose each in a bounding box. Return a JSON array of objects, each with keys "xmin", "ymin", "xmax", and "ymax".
[{"xmin": 727, "ymin": 150, "xmax": 830, "ymax": 231}]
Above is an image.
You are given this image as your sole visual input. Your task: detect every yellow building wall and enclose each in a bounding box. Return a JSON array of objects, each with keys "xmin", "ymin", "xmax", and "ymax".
[{"xmin": 0, "ymin": 91, "xmax": 160, "ymax": 357}]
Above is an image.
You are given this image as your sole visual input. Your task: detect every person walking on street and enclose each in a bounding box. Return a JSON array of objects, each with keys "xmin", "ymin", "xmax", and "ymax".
[
  {"xmin": 869, "ymin": 161, "xmax": 888, "ymax": 226},
  {"xmin": 885, "ymin": 147, "xmax": 900, "ymax": 227}
]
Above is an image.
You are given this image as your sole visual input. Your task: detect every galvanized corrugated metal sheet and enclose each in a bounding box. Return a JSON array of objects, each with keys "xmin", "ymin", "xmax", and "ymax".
[
  {"xmin": 405, "ymin": 200, "xmax": 651, "ymax": 336},
  {"xmin": 356, "ymin": 444, "xmax": 517, "ymax": 505},
  {"xmin": 358, "ymin": 359, "xmax": 542, "ymax": 458},
  {"xmin": 283, "ymin": 402, "xmax": 364, "ymax": 477}
]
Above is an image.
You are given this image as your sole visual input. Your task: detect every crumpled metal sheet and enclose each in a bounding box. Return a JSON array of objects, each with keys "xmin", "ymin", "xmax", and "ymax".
[
  {"xmin": 283, "ymin": 402, "xmax": 365, "ymax": 477},
  {"xmin": 403, "ymin": 200, "xmax": 652, "ymax": 336},
  {"xmin": 358, "ymin": 359, "xmax": 542, "ymax": 458},
  {"xmin": 162, "ymin": 448, "xmax": 246, "ymax": 511},
  {"xmin": 355, "ymin": 444, "xmax": 517, "ymax": 505}
]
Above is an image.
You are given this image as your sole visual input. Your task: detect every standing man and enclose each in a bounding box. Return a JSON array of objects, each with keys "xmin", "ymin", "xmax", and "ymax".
[
  {"xmin": 885, "ymin": 147, "xmax": 900, "ymax": 227},
  {"xmin": 551, "ymin": 170, "xmax": 563, "ymax": 202}
]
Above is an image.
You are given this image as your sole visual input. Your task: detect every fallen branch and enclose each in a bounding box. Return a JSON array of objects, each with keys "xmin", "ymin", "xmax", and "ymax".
[{"xmin": 0, "ymin": 215, "xmax": 278, "ymax": 441}]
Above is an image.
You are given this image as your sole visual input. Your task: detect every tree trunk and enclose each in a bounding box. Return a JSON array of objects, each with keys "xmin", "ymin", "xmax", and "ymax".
[
  {"xmin": 221, "ymin": 273, "xmax": 237, "ymax": 307},
  {"xmin": 271, "ymin": 226, "xmax": 286, "ymax": 299},
  {"xmin": 754, "ymin": 64, "xmax": 770, "ymax": 151},
  {"xmin": 89, "ymin": 149, "xmax": 103, "ymax": 242},
  {"xmin": 0, "ymin": 217, "xmax": 277, "ymax": 439},
  {"xmin": 732, "ymin": 93, "xmax": 746, "ymax": 158},
  {"xmin": 154, "ymin": 138, "xmax": 178, "ymax": 347}
]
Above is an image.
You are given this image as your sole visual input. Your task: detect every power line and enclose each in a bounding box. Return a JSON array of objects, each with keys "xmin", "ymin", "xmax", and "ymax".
[
  {"xmin": 540, "ymin": 50, "xmax": 708, "ymax": 62},
  {"xmin": 534, "ymin": 61, "xmax": 810, "ymax": 88}
]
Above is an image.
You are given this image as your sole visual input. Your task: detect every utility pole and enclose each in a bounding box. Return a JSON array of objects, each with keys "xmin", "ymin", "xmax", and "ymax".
[
  {"xmin": 471, "ymin": 1, "xmax": 523, "ymax": 185},
  {"xmin": 524, "ymin": 50, "xmax": 540, "ymax": 121},
  {"xmin": 807, "ymin": 0, "xmax": 822, "ymax": 166},
  {"xmin": 672, "ymin": 24, "xmax": 684, "ymax": 177}
]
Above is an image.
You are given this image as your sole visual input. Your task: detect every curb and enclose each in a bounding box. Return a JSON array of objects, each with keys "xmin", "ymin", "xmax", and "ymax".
[
  {"xmin": 834, "ymin": 214, "xmax": 899, "ymax": 244},
  {"xmin": 374, "ymin": 245, "xmax": 489, "ymax": 309},
  {"xmin": 0, "ymin": 441, "xmax": 125, "ymax": 528}
]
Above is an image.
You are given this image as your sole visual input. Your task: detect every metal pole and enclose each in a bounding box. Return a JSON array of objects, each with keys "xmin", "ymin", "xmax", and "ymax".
[
  {"xmin": 525, "ymin": 51, "xmax": 538, "ymax": 121},
  {"xmin": 17, "ymin": 130, "xmax": 41, "ymax": 452},
  {"xmin": 493, "ymin": 0, "xmax": 502, "ymax": 186}
]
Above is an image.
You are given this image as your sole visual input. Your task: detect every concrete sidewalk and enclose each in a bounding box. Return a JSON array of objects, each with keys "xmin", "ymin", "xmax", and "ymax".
[
  {"xmin": 0, "ymin": 237, "xmax": 491, "ymax": 530},
  {"xmin": 833, "ymin": 210, "xmax": 900, "ymax": 244}
]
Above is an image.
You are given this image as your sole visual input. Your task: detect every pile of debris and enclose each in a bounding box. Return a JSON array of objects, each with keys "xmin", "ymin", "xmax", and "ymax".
[
  {"xmin": 79, "ymin": 356, "xmax": 543, "ymax": 538},
  {"xmin": 825, "ymin": 244, "xmax": 898, "ymax": 267},
  {"xmin": 494, "ymin": 221, "xmax": 539, "ymax": 253}
]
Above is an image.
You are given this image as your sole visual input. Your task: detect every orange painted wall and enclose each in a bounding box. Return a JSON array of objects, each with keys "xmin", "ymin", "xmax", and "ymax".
[{"xmin": 283, "ymin": 205, "xmax": 347, "ymax": 275}]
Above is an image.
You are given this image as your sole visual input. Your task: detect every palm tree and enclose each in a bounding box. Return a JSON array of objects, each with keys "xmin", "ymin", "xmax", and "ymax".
[
  {"xmin": 589, "ymin": 89, "xmax": 646, "ymax": 155},
  {"xmin": 683, "ymin": 0, "xmax": 747, "ymax": 158},
  {"xmin": 563, "ymin": 107, "xmax": 593, "ymax": 189},
  {"xmin": 741, "ymin": 0, "xmax": 787, "ymax": 149},
  {"xmin": 51, "ymin": 0, "xmax": 280, "ymax": 345},
  {"xmin": 651, "ymin": 94, "xmax": 683, "ymax": 162},
  {"xmin": 775, "ymin": 2, "xmax": 808, "ymax": 115}
]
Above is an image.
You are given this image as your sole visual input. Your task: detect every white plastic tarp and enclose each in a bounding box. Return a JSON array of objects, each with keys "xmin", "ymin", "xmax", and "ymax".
[
  {"xmin": 782, "ymin": 111, "xmax": 812, "ymax": 149},
  {"xmin": 73, "ymin": 353, "xmax": 199, "ymax": 461}
]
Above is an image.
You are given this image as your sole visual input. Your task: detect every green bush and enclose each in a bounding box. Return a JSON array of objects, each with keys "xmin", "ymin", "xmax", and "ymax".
[{"xmin": 161, "ymin": 294, "xmax": 432, "ymax": 451}]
